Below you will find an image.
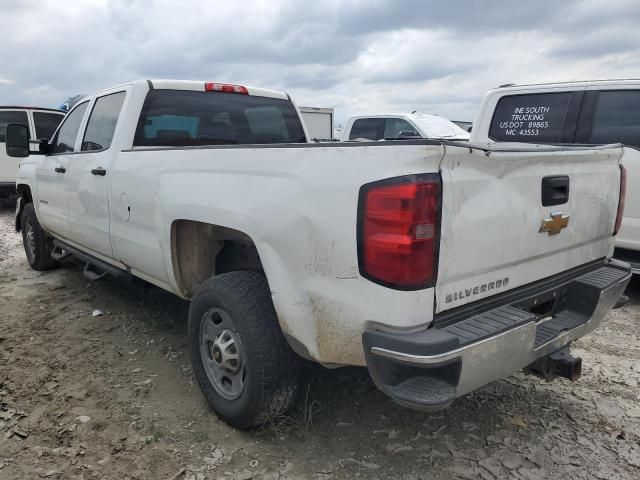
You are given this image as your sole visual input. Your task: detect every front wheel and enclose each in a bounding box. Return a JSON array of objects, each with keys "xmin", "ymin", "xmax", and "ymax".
[
  {"xmin": 188, "ymin": 271, "xmax": 301, "ymax": 429},
  {"xmin": 20, "ymin": 203, "xmax": 58, "ymax": 271}
]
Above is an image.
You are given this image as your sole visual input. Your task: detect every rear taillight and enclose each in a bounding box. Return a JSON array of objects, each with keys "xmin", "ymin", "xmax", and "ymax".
[
  {"xmin": 358, "ymin": 174, "xmax": 441, "ymax": 289},
  {"xmin": 614, "ymin": 164, "xmax": 627, "ymax": 236},
  {"xmin": 205, "ymin": 83, "xmax": 249, "ymax": 94}
]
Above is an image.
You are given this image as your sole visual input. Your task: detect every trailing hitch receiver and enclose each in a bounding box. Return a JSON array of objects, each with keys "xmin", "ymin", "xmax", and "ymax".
[{"xmin": 525, "ymin": 346, "xmax": 582, "ymax": 382}]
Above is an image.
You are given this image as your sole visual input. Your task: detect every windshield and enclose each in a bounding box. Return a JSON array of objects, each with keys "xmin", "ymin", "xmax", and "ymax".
[{"xmin": 412, "ymin": 114, "xmax": 470, "ymax": 140}]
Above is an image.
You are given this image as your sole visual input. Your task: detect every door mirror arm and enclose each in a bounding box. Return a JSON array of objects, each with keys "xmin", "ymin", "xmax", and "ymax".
[
  {"xmin": 36, "ymin": 139, "xmax": 50, "ymax": 155},
  {"xmin": 27, "ymin": 139, "xmax": 50, "ymax": 155}
]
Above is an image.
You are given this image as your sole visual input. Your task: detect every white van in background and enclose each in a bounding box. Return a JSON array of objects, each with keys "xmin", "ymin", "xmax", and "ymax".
[
  {"xmin": 340, "ymin": 112, "xmax": 470, "ymax": 142},
  {"xmin": 470, "ymin": 80, "xmax": 640, "ymax": 272},
  {"xmin": 0, "ymin": 107, "xmax": 65, "ymax": 200},
  {"xmin": 299, "ymin": 106, "xmax": 334, "ymax": 140}
]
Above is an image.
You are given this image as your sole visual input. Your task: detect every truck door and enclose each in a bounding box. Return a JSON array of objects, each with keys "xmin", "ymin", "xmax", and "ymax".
[
  {"xmin": 38, "ymin": 101, "xmax": 89, "ymax": 237},
  {"xmin": 65, "ymin": 90, "xmax": 127, "ymax": 259}
]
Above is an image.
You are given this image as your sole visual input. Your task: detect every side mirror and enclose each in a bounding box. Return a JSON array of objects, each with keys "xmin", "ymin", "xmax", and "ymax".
[
  {"xmin": 398, "ymin": 130, "xmax": 420, "ymax": 137},
  {"xmin": 5, "ymin": 123, "xmax": 30, "ymax": 157}
]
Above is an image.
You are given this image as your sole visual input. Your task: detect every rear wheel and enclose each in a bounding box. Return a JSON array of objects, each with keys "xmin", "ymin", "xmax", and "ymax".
[
  {"xmin": 20, "ymin": 203, "xmax": 58, "ymax": 271},
  {"xmin": 189, "ymin": 271, "xmax": 301, "ymax": 429}
]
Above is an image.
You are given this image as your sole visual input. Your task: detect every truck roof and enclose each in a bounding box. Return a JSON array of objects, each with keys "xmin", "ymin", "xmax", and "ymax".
[
  {"xmin": 0, "ymin": 106, "xmax": 65, "ymax": 113},
  {"xmin": 89, "ymin": 79, "xmax": 290, "ymax": 101},
  {"xmin": 495, "ymin": 78, "xmax": 640, "ymax": 91}
]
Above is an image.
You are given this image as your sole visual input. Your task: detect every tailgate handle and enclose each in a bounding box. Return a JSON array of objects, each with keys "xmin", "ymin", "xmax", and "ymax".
[{"xmin": 542, "ymin": 176, "xmax": 569, "ymax": 206}]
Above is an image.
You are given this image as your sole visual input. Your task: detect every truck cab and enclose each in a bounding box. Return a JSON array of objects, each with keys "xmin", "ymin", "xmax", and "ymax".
[
  {"xmin": 0, "ymin": 107, "xmax": 65, "ymax": 199},
  {"xmin": 470, "ymin": 80, "xmax": 640, "ymax": 271}
]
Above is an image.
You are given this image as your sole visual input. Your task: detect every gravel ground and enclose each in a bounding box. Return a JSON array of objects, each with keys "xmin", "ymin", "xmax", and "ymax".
[{"xmin": 0, "ymin": 204, "xmax": 639, "ymax": 480}]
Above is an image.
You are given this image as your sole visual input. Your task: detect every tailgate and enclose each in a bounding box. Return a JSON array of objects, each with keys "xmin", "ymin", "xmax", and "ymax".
[{"xmin": 436, "ymin": 143, "xmax": 623, "ymax": 313}]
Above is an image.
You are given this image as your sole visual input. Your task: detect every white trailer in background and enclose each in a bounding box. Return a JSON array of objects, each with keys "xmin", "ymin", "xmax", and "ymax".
[{"xmin": 299, "ymin": 106, "xmax": 334, "ymax": 140}]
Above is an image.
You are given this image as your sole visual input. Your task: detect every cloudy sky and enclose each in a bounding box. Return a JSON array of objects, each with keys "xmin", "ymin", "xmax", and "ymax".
[{"xmin": 1, "ymin": 0, "xmax": 639, "ymax": 125}]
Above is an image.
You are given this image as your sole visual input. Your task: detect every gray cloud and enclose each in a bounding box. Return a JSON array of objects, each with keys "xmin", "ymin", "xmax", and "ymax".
[
  {"xmin": 0, "ymin": 0, "xmax": 638, "ymax": 123},
  {"xmin": 335, "ymin": 0, "xmax": 562, "ymax": 34},
  {"xmin": 548, "ymin": 28, "xmax": 640, "ymax": 59}
]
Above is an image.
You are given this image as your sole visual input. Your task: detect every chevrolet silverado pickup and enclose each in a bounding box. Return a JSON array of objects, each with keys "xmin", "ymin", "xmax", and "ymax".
[
  {"xmin": 5, "ymin": 79, "xmax": 630, "ymax": 429},
  {"xmin": 470, "ymin": 79, "xmax": 640, "ymax": 272}
]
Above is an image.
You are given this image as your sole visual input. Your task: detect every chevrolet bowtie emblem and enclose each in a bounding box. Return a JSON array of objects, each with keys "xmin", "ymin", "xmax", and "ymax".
[{"xmin": 539, "ymin": 212, "xmax": 570, "ymax": 235}]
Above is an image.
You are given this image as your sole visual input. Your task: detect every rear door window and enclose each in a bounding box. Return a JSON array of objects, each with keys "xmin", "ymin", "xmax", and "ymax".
[
  {"xmin": 349, "ymin": 118, "xmax": 384, "ymax": 140},
  {"xmin": 0, "ymin": 111, "xmax": 29, "ymax": 142},
  {"xmin": 33, "ymin": 112, "xmax": 64, "ymax": 140},
  {"xmin": 134, "ymin": 90, "xmax": 306, "ymax": 146},
  {"xmin": 51, "ymin": 101, "xmax": 89, "ymax": 154},
  {"xmin": 590, "ymin": 90, "xmax": 640, "ymax": 148},
  {"xmin": 489, "ymin": 92, "xmax": 573, "ymax": 142},
  {"xmin": 384, "ymin": 118, "xmax": 420, "ymax": 138},
  {"xmin": 81, "ymin": 91, "xmax": 126, "ymax": 151}
]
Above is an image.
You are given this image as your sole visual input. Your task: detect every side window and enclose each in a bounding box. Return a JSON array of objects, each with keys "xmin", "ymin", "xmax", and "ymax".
[
  {"xmin": 0, "ymin": 111, "xmax": 29, "ymax": 142},
  {"xmin": 51, "ymin": 102, "xmax": 89, "ymax": 154},
  {"xmin": 33, "ymin": 112, "xmax": 64, "ymax": 140},
  {"xmin": 349, "ymin": 118, "xmax": 384, "ymax": 140},
  {"xmin": 82, "ymin": 92, "xmax": 126, "ymax": 151},
  {"xmin": 590, "ymin": 90, "xmax": 640, "ymax": 148},
  {"xmin": 489, "ymin": 92, "xmax": 573, "ymax": 142},
  {"xmin": 384, "ymin": 118, "xmax": 420, "ymax": 138}
]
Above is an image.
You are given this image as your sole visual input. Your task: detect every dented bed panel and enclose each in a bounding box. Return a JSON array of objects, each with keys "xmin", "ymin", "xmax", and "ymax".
[
  {"xmin": 436, "ymin": 144, "xmax": 623, "ymax": 313},
  {"xmin": 109, "ymin": 143, "xmax": 443, "ymax": 364}
]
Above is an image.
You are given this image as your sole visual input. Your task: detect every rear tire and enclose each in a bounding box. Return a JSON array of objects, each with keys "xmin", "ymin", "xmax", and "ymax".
[
  {"xmin": 20, "ymin": 203, "xmax": 58, "ymax": 271},
  {"xmin": 189, "ymin": 271, "xmax": 301, "ymax": 429}
]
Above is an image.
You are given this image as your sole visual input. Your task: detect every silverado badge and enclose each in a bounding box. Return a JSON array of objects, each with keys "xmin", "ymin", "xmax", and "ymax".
[{"xmin": 539, "ymin": 212, "xmax": 570, "ymax": 235}]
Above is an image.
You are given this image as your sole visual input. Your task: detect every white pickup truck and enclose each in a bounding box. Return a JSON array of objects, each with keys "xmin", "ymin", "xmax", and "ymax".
[
  {"xmin": 470, "ymin": 79, "xmax": 640, "ymax": 272},
  {"xmin": 6, "ymin": 79, "xmax": 630, "ymax": 429},
  {"xmin": 0, "ymin": 107, "xmax": 65, "ymax": 200},
  {"xmin": 340, "ymin": 112, "xmax": 470, "ymax": 142}
]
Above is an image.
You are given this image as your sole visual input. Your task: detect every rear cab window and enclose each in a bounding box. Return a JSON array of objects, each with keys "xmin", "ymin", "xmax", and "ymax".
[
  {"xmin": 489, "ymin": 92, "xmax": 573, "ymax": 142},
  {"xmin": 133, "ymin": 90, "xmax": 306, "ymax": 147}
]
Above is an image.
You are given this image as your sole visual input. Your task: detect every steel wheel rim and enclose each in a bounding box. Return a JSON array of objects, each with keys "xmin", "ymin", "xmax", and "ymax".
[
  {"xmin": 200, "ymin": 307, "xmax": 246, "ymax": 400},
  {"xmin": 25, "ymin": 219, "xmax": 36, "ymax": 262}
]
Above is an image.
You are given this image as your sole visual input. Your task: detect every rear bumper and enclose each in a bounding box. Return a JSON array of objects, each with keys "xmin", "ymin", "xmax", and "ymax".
[
  {"xmin": 613, "ymin": 248, "xmax": 640, "ymax": 274},
  {"xmin": 363, "ymin": 259, "xmax": 631, "ymax": 411}
]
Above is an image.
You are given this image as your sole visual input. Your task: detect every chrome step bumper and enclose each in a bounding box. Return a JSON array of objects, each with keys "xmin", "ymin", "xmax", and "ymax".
[{"xmin": 363, "ymin": 260, "xmax": 631, "ymax": 411}]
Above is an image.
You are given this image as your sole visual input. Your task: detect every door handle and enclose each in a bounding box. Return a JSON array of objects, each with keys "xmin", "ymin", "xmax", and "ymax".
[
  {"xmin": 54, "ymin": 166, "xmax": 66, "ymax": 174},
  {"xmin": 91, "ymin": 167, "xmax": 107, "ymax": 176}
]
